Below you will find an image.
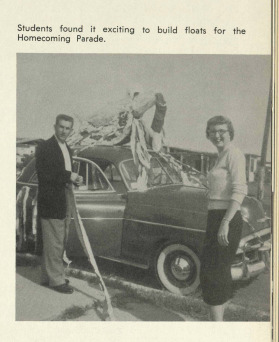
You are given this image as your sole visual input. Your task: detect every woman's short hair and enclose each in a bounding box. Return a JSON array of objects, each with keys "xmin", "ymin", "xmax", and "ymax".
[
  {"xmin": 55, "ymin": 114, "xmax": 74, "ymax": 126},
  {"xmin": 206, "ymin": 116, "xmax": 234, "ymax": 140}
]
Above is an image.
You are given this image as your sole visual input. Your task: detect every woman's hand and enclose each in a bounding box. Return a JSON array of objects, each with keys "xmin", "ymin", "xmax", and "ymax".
[{"xmin": 217, "ymin": 220, "xmax": 230, "ymax": 246}]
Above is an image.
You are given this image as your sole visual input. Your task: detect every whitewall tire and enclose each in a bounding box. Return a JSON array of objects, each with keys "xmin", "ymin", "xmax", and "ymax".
[{"xmin": 156, "ymin": 243, "xmax": 200, "ymax": 295}]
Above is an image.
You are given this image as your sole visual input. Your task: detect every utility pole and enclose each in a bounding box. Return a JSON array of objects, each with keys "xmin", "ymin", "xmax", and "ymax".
[{"xmin": 257, "ymin": 81, "xmax": 272, "ymax": 200}]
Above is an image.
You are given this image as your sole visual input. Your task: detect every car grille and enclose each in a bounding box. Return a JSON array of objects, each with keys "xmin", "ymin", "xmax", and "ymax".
[
  {"xmin": 232, "ymin": 233, "xmax": 271, "ymax": 265},
  {"xmin": 233, "ymin": 250, "xmax": 259, "ymax": 265},
  {"xmin": 246, "ymin": 233, "xmax": 270, "ymax": 246}
]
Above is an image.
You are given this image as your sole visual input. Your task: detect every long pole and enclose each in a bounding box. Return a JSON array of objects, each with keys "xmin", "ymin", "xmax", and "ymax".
[{"xmin": 257, "ymin": 80, "xmax": 272, "ymax": 200}]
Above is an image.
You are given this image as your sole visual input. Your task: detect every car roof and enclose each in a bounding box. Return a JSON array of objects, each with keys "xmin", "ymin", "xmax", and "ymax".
[
  {"xmin": 17, "ymin": 145, "xmax": 159, "ymax": 183},
  {"xmin": 77, "ymin": 145, "xmax": 134, "ymax": 165}
]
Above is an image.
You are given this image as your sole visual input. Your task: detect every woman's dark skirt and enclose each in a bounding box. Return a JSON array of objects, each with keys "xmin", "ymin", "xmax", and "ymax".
[{"xmin": 200, "ymin": 210, "xmax": 243, "ymax": 306}]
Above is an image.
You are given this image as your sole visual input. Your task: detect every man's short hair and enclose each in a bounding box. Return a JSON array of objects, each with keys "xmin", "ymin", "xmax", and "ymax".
[{"xmin": 55, "ymin": 114, "xmax": 74, "ymax": 126}]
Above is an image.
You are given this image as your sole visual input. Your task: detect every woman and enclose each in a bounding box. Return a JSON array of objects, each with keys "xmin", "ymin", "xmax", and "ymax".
[{"xmin": 200, "ymin": 116, "xmax": 247, "ymax": 321}]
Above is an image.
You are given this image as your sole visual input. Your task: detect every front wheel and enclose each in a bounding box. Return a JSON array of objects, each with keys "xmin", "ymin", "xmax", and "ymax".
[{"xmin": 155, "ymin": 243, "xmax": 200, "ymax": 295}]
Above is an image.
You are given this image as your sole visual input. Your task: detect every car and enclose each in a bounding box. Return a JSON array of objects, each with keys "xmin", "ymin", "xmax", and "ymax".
[{"xmin": 16, "ymin": 145, "xmax": 271, "ymax": 295}]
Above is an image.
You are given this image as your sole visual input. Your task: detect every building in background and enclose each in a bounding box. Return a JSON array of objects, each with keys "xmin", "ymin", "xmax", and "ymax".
[
  {"xmin": 16, "ymin": 139, "xmax": 43, "ymax": 176},
  {"xmin": 15, "ymin": 140, "xmax": 265, "ymax": 184},
  {"xmin": 166, "ymin": 146, "xmax": 217, "ymax": 175},
  {"xmin": 16, "ymin": 143, "xmax": 36, "ymax": 157},
  {"xmin": 167, "ymin": 146, "xmax": 262, "ymax": 183}
]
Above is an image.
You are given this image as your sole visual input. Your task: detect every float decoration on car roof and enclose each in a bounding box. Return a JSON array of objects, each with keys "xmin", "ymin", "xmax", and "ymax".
[{"xmin": 67, "ymin": 89, "xmax": 167, "ymax": 189}]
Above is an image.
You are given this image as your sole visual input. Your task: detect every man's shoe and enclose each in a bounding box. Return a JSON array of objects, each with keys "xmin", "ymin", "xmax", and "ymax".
[
  {"xmin": 52, "ymin": 283, "xmax": 74, "ymax": 294},
  {"xmin": 41, "ymin": 279, "xmax": 69, "ymax": 287}
]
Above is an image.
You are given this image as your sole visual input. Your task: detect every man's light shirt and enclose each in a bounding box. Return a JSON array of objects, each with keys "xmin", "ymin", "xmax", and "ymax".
[{"xmin": 55, "ymin": 135, "xmax": 72, "ymax": 172}]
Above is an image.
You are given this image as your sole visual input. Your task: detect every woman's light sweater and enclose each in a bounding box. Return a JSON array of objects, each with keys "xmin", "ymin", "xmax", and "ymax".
[{"xmin": 207, "ymin": 142, "xmax": 247, "ymax": 210}]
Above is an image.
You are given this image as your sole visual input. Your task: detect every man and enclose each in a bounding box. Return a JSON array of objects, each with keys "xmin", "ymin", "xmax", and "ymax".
[{"xmin": 36, "ymin": 114, "xmax": 82, "ymax": 294}]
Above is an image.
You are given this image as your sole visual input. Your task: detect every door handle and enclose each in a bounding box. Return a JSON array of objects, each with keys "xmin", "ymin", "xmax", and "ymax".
[{"xmin": 120, "ymin": 193, "xmax": 128, "ymax": 200}]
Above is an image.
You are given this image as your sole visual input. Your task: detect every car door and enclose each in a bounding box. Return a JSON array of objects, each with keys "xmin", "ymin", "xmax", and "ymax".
[
  {"xmin": 66, "ymin": 157, "xmax": 126, "ymax": 258},
  {"xmin": 119, "ymin": 157, "xmax": 208, "ymax": 264}
]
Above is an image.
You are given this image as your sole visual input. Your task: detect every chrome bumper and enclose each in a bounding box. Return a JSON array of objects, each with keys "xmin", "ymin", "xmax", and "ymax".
[{"xmin": 231, "ymin": 241, "xmax": 271, "ymax": 281}]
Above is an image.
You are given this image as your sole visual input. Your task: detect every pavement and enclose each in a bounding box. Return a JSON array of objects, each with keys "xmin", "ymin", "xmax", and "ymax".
[
  {"xmin": 16, "ymin": 253, "xmax": 270, "ymax": 322},
  {"xmin": 16, "ymin": 266, "xmax": 103, "ymax": 321},
  {"xmin": 231, "ymin": 270, "xmax": 270, "ymax": 313},
  {"xmin": 16, "ymin": 255, "xmax": 195, "ymax": 321}
]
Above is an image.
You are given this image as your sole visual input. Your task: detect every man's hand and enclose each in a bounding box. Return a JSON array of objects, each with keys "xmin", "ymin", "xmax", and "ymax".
[
  {"xmin": 217, "ymin": 220, "xmax": 230, "ymax": 246},
  {"xmin": 75, "ymin": 175, "xmax": 83, "ymax": 186},
  {"xmin": 70, "ymin": 172, "xmax": 79, "ymax": 183},
  {"xmin": 70, "ymin": 173, "xmax": 83, "ymax": 186}
]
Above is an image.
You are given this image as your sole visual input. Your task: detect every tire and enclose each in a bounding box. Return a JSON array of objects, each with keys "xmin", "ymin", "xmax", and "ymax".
[{"xmin": 155, "ymin": 243, "xmax": 200, "ymax": 295}]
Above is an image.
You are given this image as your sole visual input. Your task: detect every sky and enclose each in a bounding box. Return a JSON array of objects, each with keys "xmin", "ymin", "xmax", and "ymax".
[{"xmin": 17, "ymin": 54, "xmax": 271, "ymax": 157}]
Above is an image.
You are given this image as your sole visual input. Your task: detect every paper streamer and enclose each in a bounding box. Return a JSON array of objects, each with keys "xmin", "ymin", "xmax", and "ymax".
[{"xmin": 68, "ymin": 188, "xmax": 115, "ymax": 321}]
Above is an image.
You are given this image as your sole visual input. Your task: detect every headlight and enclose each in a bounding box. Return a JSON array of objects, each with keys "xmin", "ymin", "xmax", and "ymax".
[{"xmin": 257, "ymin": 216, "xmax": 271, "ymax": 228}]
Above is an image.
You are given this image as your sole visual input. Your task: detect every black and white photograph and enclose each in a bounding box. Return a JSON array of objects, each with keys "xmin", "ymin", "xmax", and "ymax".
[{"xmin": 16, "ymin": 53, "xmax": 272, "ymax": 322}]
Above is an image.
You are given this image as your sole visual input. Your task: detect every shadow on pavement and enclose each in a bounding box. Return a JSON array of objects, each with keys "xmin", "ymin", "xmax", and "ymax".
[
  {"xmin": 16, "ymin": 256, "xmax": 189, "ymax": 321},
  {"xmin": 110, "ymin": 290, "xmax": 186, "ymax": 321}
]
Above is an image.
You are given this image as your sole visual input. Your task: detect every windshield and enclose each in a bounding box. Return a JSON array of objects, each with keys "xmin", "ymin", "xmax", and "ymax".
[{"xmin": 120, "ymin": 155, "xmax": 205, "ymax": 190}]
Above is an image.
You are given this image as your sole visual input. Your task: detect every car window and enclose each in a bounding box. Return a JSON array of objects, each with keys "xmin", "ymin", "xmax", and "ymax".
[
  {"xmin": 120, "ymin": 160, "xmax": 138, "ymax": 186},
  {"xmin": 104, "ymin": 164, "xmax": 122, "ymax": 181},
  {"xmin": 73, "ymin": 159, "xmax": 112, "ymax": 191},
  {"xmin": 120, "ymin": 158, "xmax": 173, "ymax": 189},
  {"xmin": 29, "ymin": 172, "xmax": 38, "ymax": 184},
  {"xmin": 121, "ymin": 156, "xmax": 205, "ymax": 190},
  {"xmin": 104, "ymin": 164, "xmax": 127, "ymax": 193},
  {"xmin": 147, "ymin": 158, "xmax": 173, "ymax": 187},
  {"xmin": 156, "ymin": 156, "xmax": 183, "ymax": 184},
  {"xmin": 24, "ymin": 158, "xmax": 111, "ymax": 191},
  {"xmin": 17, "ymin": 158, "xmax": 36, "ymax": 183},
  {"xmin": 159, "ymin": 154, "xmax": 205, "ymax": 188}
]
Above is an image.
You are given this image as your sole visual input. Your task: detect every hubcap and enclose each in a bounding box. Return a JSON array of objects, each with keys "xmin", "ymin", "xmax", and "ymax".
[
  {"xmin": 157, "ymin": 244, "xmax": 201, "ymax": 294},
  {"xmin": 170, "ymin": 256, "xmax": 192, "ymax": 281}
]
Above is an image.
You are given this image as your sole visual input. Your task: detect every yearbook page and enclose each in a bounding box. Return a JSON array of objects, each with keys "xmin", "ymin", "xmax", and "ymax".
[{"xmin": 0, "ymin": 0, "xmax": 277, "ymax": 341}]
